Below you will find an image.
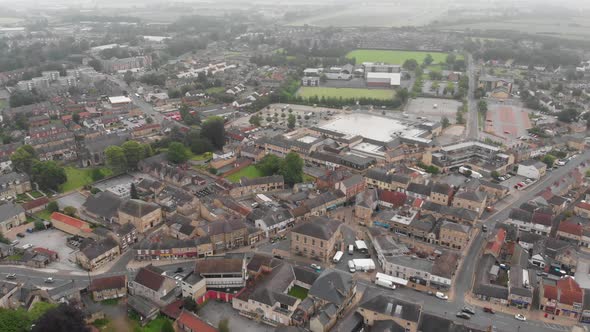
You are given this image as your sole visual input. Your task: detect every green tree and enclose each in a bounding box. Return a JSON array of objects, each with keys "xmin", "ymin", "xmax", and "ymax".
[
  {"xmin": 105, "ymin": 146, "xmax": 127, "ymax": 174},
  {"xmin": 446, "ymin": 53, "xmax": 456, "ymax": 66},
  {"xmin": 280, "ymin": 152, "xmax": 303, "ymax": 186},
  {"xmin": 249, "ymin": 115, "xmax": 261, "ymax": 127},
  {"xmin": 90, "ymin": 168, "xmax": 105, "ymax": 181},
  {"xmin": 130, "ymin": 183, "xmax": 138, "ymax": 199},
  {"xmin": 122, "ymin": 141, "xmax": 144, "ymax": 170},
  {"xmin": 31, "ymin": 161, "xmax": 67, "ymax": 191},
  {"xmin": 478, "ymin": 100, "xmax": 488, "ymax": 112},
  {"xmin": 397, "ymin": 88, "xmax": 409, "ymax": 104},
  {"xmin": 32, "ymin": 304, "xmax": 88, "ymax": 332},
  {"xmin": 124, "ymin": 70, "xmax": 134, "ymax": 85},
  {"xmin": 441, "ymin": 117, "xmax": 450, "ymax": 128},
  {"xmin": 167, "ymin": 142, "xmax": 189, "ymax": 164},
  {"xmin": 200, "ymin": 116, "xmax": 225, "ymax": 150},
  {"xmin": 402, "ymin": 59, "xmax": 418, "ymax": 71},
  {"xmin": 491, "ymin": 171, "xmax": 500, "ymax": 179},
  {"xmin": 47, "ymin": 201, "xmax": 59, "ymax": 213},
  {"xmin": 143, "ymin": 144, "xmax": 154, "ymax": 157},
  {"xmin": 557, "ymin": 108, "xmax": 580, "ymax": 123},
  {"xmin": 256, "ymin": 154, "xmax": 281, "ymax": 176},
  {"xmin": 287, "ymin": 114, "xmax": 296, "ymax": 129},
  {"xmin": 63, "ymin": 206, "xmax": 77, "ymax": 217},
  {"xmin": 542, "ymin": 154, "xmax": 557, "ymax": 168},
  {"xmin": 29, "ymin": 302, "xmax": 57, "ymax": 321},
  {"xmin": 218, "ymin": 318, "xmax": 230, "ymax": 332},
  {"xmin": 10, "ymin": 145, "xmax": 37, "ymax": 174},
  {"xmin": 34, "ymin": 220, "xmax": 45, "ymax": 231},
  {"xmin": 0, "ymin": 307, "xmax": 32, "ymax": 332},
  {"xmin": 424, "ymin": 54, "xmax": 434, "ymax": 65},
  {"xmin": 161, "ymin": 319, "xmax": 174, "ymax": 332},
  {"xmin": 72, "ymin": 112, "xmax": 81, "ymax": 124}
]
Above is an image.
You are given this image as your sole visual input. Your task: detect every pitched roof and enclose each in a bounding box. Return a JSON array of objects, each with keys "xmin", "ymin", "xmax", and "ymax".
[
  {"xmin": 176, "ymin": 310, "xmax": 218, "ymax": 332},
  {"xmin": 195, "ymin": 254, "xmax": 243, "ymax": 275},
  {"xmin": 0, "ymin": 202, "xmax": 24, "ymax": 221},
  {"xmin": 455, "ymin": 190, "xmax": 486, "ymax": 203},
  {"xmin": 83, "ymin": 191, "xmax": 123, "ymax": 220},
  {"xmin": 50, "ymin": 212, "xmax": 92, "ymax": 233},
  {"xmin": 88, "ymin": 275, "xmax": 127, "ymax": 292},
  {"xmin": 133, "ymin": 265, "xmax": 166, "ymax": 291},
  {"xmin": 431, "ymin": 182, "xmax": 452, "ymax": 195},
  {"xmin": 359, "ymin": 294, "xmax": 421, "ymax": 323},
  {"xmin": 119, "ymin": 199, "xmax": 160, "ymax": 218},
  {"xmin": 291, "ymin": 217, "xmax": 341, "ymax": 240},
  {"xmin": 407, "ymin": 183, "xmax": 432, "ymax": 196},
  {"xmin": 558, "ymin": 219, "xmax": 583, "ymax": 236},
  {"xmin": 80, "ymin": 238, "xmax": 119, "ymax": 260},
  {"xmin": 309, "ymin": 269, "xmax": 353, "ymax": 306}
]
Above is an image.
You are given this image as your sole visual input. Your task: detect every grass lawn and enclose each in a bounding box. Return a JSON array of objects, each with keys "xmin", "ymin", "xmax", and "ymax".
[
  {"xmin": 16, "ymin": 193, "xmax": 30, "ymax": 202},
  {"xmin": 297, "ymin": 87, "xmax": 395, "ymax": 100},
  {"xmin": 346, "ymin": 49, "xmax": 462, "ymax": 65},
  {"xmin": 101, "ymin": 298, "xmax": 120, "ymax": 306},
  {"xmin": 288, "ymin": 285, "xmax": 309, "ymax": 300},
  {"xmin": 133, "ymin": 316, "xmax": 171, "ymax": 332},
  {"xmin": 29, "ymin": 190, "xmax": 44, "ymax": 198},
  {"xmin": 191, "ymin": 152, "xmax": 213, "ymax": 161},
  {"xmin": 60, "ymin": 167, "xmax": 112, "ymax": 193},
  {"xmin": 6, "ymin": 254, "xmax": 23, "ymax": 261},
  {"xmin": 303, "ymin": 174, "xmax": 315, "ymax": 182},
  {"xmin": 205, "ymin": 87, "xmax": 226, "ymax": 94},
  {"xmin": 0, "ymin": 100, "xmax": 6, "ymax": 109},
  {"xmin": 35, "ymin": 208, "xmax": 52, "ymax": 220},
  {"xmin": 225, "ymin": 165, "xmax": 264, "ymax": 183}
]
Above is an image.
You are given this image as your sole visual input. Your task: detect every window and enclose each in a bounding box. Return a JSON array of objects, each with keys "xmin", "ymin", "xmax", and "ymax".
[
  {"xmin": 320, "ymin": 241, "xmax": 324, "ymax": 248},
  {"xmin": 304, "ymin": 237, "xmax": 307, "ymax": 244},
  {"xmin": 312, "ymin": 239, "xmax": 315, "ymax": 246},
  {"xmin": 296, "ymin": 235, "xmax": 299, "ymax": 241}
]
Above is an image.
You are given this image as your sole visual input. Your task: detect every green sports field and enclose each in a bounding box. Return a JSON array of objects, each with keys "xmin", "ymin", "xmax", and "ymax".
[
  {"xmin": 346, "ymin": 49, "xmax": 461, "ymax": 65},
  {"xmin": 297, "ymin": 87, "xmax": 395, "ymax": 100}
]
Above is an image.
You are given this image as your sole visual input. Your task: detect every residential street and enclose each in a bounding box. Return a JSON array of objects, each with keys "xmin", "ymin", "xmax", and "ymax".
[{"xmin": 466, "ymin": 53, "xmax": 479, "ymax": 140}]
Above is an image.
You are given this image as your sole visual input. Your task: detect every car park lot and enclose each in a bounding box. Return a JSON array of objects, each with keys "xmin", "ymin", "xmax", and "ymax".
[{"xmin": 13, "ymin": 228, "xmax": 82, "ymax": 271}]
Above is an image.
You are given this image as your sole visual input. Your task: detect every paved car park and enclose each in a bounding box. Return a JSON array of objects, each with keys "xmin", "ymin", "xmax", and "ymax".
[
  {"xmin": 198, "ymin": 300, "xmax": 274, "ymax": 332},
  {"xmin": 15, "ymin": 228, "xmax": 82, "ymax": 271}
]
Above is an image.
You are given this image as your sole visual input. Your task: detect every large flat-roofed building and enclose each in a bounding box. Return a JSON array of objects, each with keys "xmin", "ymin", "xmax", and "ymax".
[
  {"xmin": 423, "ymin": 141, "xmax": 514, "ymax": 175},
  {"xmin": 362, "ymin": 62, "xmax": 401, "ymax": 75},
  {"xmin": 313, "ymin": 113, "xmax": 432, "ymax": 146},
  {"xmin": 366, "ymin": 72, "xmax": 401, "ymax": 87}
]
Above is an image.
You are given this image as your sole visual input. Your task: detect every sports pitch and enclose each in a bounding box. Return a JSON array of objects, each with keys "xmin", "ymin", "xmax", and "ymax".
[
  {"xmin": 297, "ymin": 87, "xmax": 395, "ymax": 100},
  {"xmin": 346, "ymin": 49, "xmax": 461, "ymax": 65}
]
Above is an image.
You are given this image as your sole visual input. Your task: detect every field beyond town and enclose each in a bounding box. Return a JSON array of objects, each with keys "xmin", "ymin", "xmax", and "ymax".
[
  {"xmin": 297, "ymin": 87, "xmax": 395, "ymax": 100},
  {"xmin": 346, "ymin": 49, "xmax": 461, "ymax": 65}
]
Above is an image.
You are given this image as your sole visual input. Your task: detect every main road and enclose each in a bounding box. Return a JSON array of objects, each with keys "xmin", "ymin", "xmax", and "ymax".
[{"xmin": 465, "ymin": 53, "xmax": 479, "ymax": 140}]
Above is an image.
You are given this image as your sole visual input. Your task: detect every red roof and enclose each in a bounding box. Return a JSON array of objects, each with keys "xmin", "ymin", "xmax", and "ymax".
[
  {"xmin": 21, "ymin": 197, "xmax": 49, "ymax": 211},
  {"xmin": 531, "ymin": 212, "xmax": 552, "ymax": 227},
  {"xmin": 176, "ymin": 310, "xmax": 217, "ymax": 332},
  {"xmin": 485, "ymin": 228, "xmax": 506, "ymax": 256},
  {"xmin": 558, "ymin": 220, "xmax": 582, "ymax": 236},
  {"xmin": 556, "ymin": 277, "xmax": 583, "ymax": 305},
  {"xmin": 576, "ymin": 201, "xmax": 590, "ymax": 211},
  {"xmin": 544, "ymin": 284, "xmax": 558, "ymax": 300},
  {"xmin": 50, "ymin": 212, "xmax": 92, "ymax": 233},
  {"xmin": 379, "ymin": 190, "xmax": 407, "ymax": 208},
  {"xmin": 412, "ymin": 198, "xmax": 423, "ymax": 209},
  {"xmin": 33, "ymin": 247, "xmax": 57, "ymax": 256}
]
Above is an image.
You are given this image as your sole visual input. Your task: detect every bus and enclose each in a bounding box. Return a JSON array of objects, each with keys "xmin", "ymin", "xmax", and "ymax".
[
  {"xmin": 333, "ymin": 251, "xmax": 343, "ymax": 263},
  {"xmin": 375, "ymin": 272, "xmax": 408, "ymax": 288}
]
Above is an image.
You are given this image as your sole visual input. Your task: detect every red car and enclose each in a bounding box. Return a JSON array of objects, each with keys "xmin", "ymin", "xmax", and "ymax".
[{"xmin": 483, "ymin": 307, "xmax": 495, "ymax": 314}]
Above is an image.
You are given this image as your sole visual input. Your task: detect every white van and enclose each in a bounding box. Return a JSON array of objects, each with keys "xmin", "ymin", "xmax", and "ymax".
[
  {"xmin": 348, "ymin": 260, "xmax": 356, "ymax": 273},
  {"xmin": 333, "ymin": 251, "xmax": 343, "ymax": 263},
  {"xmin": 21, "ymin": 244, "xmax": 33, "ymax": 250},
  {"xmin": 348, "ymin": 244, "xmax": 354, "ymax": 255}
]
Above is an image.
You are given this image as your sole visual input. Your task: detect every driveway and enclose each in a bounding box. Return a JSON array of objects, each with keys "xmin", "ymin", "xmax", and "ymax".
[
  {"xmin": 198, "ymin": 300, "xmax": 274, "ymax": 332},
  {"xmin": 56, "ymin": 192, "xmax": 87, "ymax": 210},
  {"xmin": 16, "ymin": 228, "xmax": 82, "ymax": 271}
]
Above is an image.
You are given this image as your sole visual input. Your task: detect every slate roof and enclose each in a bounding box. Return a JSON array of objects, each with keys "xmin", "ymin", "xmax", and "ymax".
[
  {"xmin": 133, "ymin": 265, "xmax": 166, "ymax": 292},
  {"xmin": 127, "ymin": 295, "xmax": 159, "ymax": 317},
  {"xmin": 88, "ymin": 275, "xmax": 127, "ymax": 292},
  {"xmin": 359, "ymin": 294, "xmax": 421, "ymax": 322},
  {"xmin": 291, "ymin": 217, "xmax": 341, "ymax": 240},
  {"xmin": 80, "ymin": 238, "xmax": 118, "ymax": 260},
  {"xmin": 407, "ymin": 183, "xmax": 432, "ymax": 196},
  {"xmin": 418, "ymin": 312, "xmax": 487, "ymax": 332},
  {"xmin": 308, "ymin": 269, "xmax": 353, "ymax": 306},
  {"xmin": 431, "ymin": 182, "xmax": 452, "ymax": 195},
  {"xmin": 82, "ymin": 191, "xmax": 123, "ymax": 220},
  {"xmin": 509, "ymin": 208, "xmax": 532, "ymax": 223},
  {"xmin": 119, "ymin": 199, "xmax": 160, "ymax": 218},
  {"xmin": 293, "ymin": 266, "xmax": 320, "ymax": 286},
  {"xmin": 240, "ymin": 175, "xmax": 284, "ymax": 187},
  {"xmin": 0, "ymin": 202, "xmax": 24, "ymax": 221},
  {"xmin": 455, "ymin": 190, "xmax": 486, "ymax": 203},
  {"xmin": 440, "ymin": 220, "xmax": 470, "ymax": 234},
  {"xmin": 195, "ymin": 254, "xmax": 244, "ymax": 275},
  {"xmin": 245, "ymin": 262, "xmax": 297, "ymax": 307}
]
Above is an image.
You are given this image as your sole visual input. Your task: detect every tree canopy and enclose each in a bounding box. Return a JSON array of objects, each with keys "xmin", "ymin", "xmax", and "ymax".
[
  {"xmin": 121, "ymin": 141, "xmax": 144, "ymax": 170},
  {"xmin": 31, "ymin": 161, "xmax": 67, "ymax": 191},
  {"xmin": 280, "ymin": 152, "xmax": 304, "ymax": 186},
  {"xmin": 32, "ymin": 304, "xmax": 89, "ymax": 332},
  {"xmin": 200, "ymin": 116, "xmax": 225, "ymax": 150},
  {"xmin": 105, "ymin": 146, "xmax": 127, "ymax": 174},
  {"xmin": 167, "ymin": 142, "xmax": 190, "ymax": 164},
  {"xmin": 10, "ymin": 145, "xmax": 37, "ymax": 174}
]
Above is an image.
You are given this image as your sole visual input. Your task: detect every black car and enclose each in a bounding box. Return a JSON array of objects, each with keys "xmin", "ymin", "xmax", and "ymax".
[
  {"xmin": 16, "ymin": 233, "xmax": 25, "ymax": 238},
  {"xmin": 456, "ymin": 312, "xmax": 471, "ymax": 319},
  {"xmin": 174, "ymin": 267, "xmax": 184, "ymax": 273}
]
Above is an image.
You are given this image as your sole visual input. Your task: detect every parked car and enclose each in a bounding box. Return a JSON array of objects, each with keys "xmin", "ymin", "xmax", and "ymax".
[
  {"xmin": 462, "ymin": 306, "xmax": 475, "ymax": 315},
  {"xmin": 456, "ymin": 312, "xmax": 471, "ymax": 319},
  {"xmin": 435, "ymin": 292, "xmax": 448, "ymax": 300},
  {"xmin": 483, "ymin": 307, "xmax": 495, "ymax": 314},
  {"xmin": 174, "ymin": 267, "xmax": 184, "ymax": 273},
  {"xmin": 5, "ymin": 273, "xmax": 16, "ymax": 280},
  {"xmin": 310, "ymin": 264, "xmax": 321, "ymax": 272},
  {"xmin": 16, "ymin": 233, "xmax": 25, "ymax": 238},
  {"xmin": 514, "ymin": 314, "xmax": 526, "ymax": 321},
  {"xmin": 44, "ymin": 277, "xmax": 54, "ymax": 284}
]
